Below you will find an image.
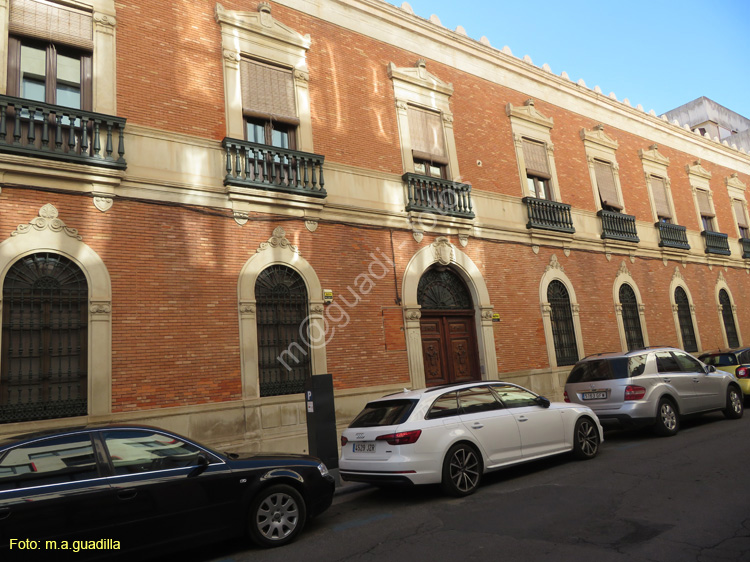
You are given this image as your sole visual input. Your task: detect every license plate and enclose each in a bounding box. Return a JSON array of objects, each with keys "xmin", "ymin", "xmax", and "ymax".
[
  {"xmin": 352, "ymin": 442, "xmax": 376, "ymax": 453},
  {"xmin": 582, "ymin": 391, "xmax": 607, "ymax": 400}
]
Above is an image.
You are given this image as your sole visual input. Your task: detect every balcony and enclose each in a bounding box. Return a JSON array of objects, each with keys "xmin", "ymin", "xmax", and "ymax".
[
  {"xmin": 598, "ymin": 209, "xmax": 639, "ymax": 243},
  {"xmin": 522, "ymin": 197, "xmax": 575, "ymax": 233},
  {"xmin": 222, "ymin": 138, "xmax": 326, "ymax": 198},
  {"xmin": 0, "ymin": 95, "xmax": 126, "ymax": 169},
  {"xmin": 656, "ymin": 222, "xmax": 690, "ymax": 250},
  {"xmin": 741, "ymin": 238, "xmax": 750, "ymax": 259},
  {"xmin": 403, "ymin": 173, "xmax": 474, "ymax": 218},
  {"xmin": 702, "ymin": 230, "xmax": 731, "ymax": 256}
]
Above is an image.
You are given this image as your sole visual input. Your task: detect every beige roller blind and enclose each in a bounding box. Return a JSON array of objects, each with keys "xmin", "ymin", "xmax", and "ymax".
[
  {"xmin": 733, "ymin": 199, "xmax": 748, "ymax": 228},
  {"xmin": 9, "ymin": 0, "xmax": 93, "ymax": 50},
  {"xmin": 650, "ymin": 176, "xmax": 672, "ymax": 219},
  {"xmin": 522, "ymin": 138, "xmax": 550, "ymax": 178},
  {"xmin": 240, "ymin": 59, "xmax": 298, "ymax": 123},
  {"xmin": 696, "ymin": 189, "xmax": 715, "ymax": 217},
  {"xmin": 595, "ymin": 160, "xmax": 622, "ymax": 210},
  {"xmin": 407, "ymin": 106, "xmax": 448, "ymax": 164}
]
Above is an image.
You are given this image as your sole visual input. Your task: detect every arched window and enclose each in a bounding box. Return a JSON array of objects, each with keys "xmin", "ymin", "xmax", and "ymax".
[
  {"xmin": 548, "ymin": 280, "xmax": 578, "ymax": 366},
  {"xmin": 1, "ymin": 253, "xmax": 88, "ymax": 423},
  {"xmin": 619, "ymin": 284, "xmax": 644, "ymax": 350},
  {"xmin": 417, "ymin": 267, "xmax": 473, "ymax": 310},
  {"xmin": 719, "ymin": 289, "xmax": 739, "ymax": 348},
  {"xmin": 674, "ymin": 287, "xmax": 697, "ymax": 352},
  {"xmin": 255, "ymin": 265, "xmax": 310, "ymax": 397}
]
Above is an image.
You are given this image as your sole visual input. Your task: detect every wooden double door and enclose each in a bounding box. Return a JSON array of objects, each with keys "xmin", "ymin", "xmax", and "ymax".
[{"xmin": 420, "ymin": 311, "xmax": 481, "ymax": 386}]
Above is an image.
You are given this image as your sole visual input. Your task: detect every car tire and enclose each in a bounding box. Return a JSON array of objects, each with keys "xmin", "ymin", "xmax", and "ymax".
[
  {"xmin": 248, "ymin": 484, "xmax": 307, "ymax": 548},
  {"xmin": 654, "ymin": 398, "xmax": 679, "ymax": 437},
  {"xmin": 440, "ymin": 443, "xmax": 482, "ymax": 497},
  {"xmin": 572, "ymin": 416, "xmax": 599, "ymax": 459},
  {"xmin": 723, "ymin": 386, "xmax": 744, "ymax": 420}
]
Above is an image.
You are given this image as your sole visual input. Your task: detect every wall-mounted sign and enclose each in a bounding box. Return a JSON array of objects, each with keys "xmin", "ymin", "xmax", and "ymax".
[
  {"xmin": 492, "ymin": 313, "xmax": 501, "ymax": 322},
  {"xmin": 323, "ymin": 289, "xmax": 333, "ymax": 304}
]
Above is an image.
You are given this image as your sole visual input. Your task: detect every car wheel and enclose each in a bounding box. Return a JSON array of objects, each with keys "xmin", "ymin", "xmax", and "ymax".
[
  {"xmin": 248, "ymin": 484, "xmax": 306, "ymax": 548},
  {"xmin": 654, "ymin": 398, "xmax": 679, "ymax": 437},
  {"xmin": 723, "ymin": 386, "xmax": 744, "ymax": 420},
  {"xmin": 572, "ymin": 417, "xmax": 599, "ymax": 459},
  {"xmin": 440, "ymin": 443, "xmax": 482, "ymax": 497}
]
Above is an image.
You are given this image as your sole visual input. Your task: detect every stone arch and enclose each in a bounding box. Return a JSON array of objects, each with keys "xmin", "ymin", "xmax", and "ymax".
[
  {"xmin": 402, "ymin": 237, "xmax": 496, "ymax": 389},
  {"xmin": 612, "ymin": 261, "xmax": 649, "ymax": 351},
  {"xmin": 539, "ymin": 255, "xmax": 584, "ymax": 368},
  {"xmin": 715, "ymin": 272, "xmax": 742, "ymax": 348},
  {"xmin": 669, "ymin": 267, "xmax": 701, "ymax": 352}
]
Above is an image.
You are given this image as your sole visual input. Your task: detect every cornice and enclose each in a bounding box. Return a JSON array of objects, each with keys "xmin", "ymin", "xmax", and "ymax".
[
  {"xmin": 387, "ymin": 60, "xmax": 454, "ymax": 97},
  {"xmin": 686, "ymin": 159, "xmax": 713, "ymax": 180},
  {"xmin": 639, "ymin": 144, "xmax": 670, "ymax": 167},
  {"xmin": 506, "ymin": 100, "xmax": 553, "ymax": 129},
  {"xmin": 580, "ymin": 125, "xmax": 618, "ymax": 150}
]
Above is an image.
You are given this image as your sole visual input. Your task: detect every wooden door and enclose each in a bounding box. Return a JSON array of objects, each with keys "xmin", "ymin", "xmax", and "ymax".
[{"xmin": 421, "ymin": 312, "xmax": 480, "ymax": 386}]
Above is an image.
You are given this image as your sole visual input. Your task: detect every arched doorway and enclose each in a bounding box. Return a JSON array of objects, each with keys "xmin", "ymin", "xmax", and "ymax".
[{"xmin": 417, "ymin": 267, "xmax": 481, "ymax": 386}]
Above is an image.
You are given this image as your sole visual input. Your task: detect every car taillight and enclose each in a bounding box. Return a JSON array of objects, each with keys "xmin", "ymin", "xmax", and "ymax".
[
  {"xmin": 737, "ymin": 367, "xmax": 749, "ymax": 379},
  {"xmin": 624, "ymin": 385, "xmax": 646, "ymax": 400},
  {"xmin": 375, "ymin": 430, "xmax": 422, "ymax": 445},
  {"xmin": 340, "ymin": 436, "xmax": 348, "ymax": 446},
  {"xmin": 563, "ymin": 390, "xmax": 570, "ymax": 403}
]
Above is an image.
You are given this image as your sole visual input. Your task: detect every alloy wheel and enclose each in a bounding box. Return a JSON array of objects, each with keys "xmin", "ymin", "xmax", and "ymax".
[
  {"xmin": 448, "ymin": 447, "xmax": 480, "ymax": 493},
  {"xmin": 255, "ymin": 491, "xmax": 300, "ymax": 541}
]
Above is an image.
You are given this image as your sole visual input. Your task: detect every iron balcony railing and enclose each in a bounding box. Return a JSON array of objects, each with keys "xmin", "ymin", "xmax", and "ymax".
[
  {"xmin": 741, "ymin": 238, "xmax": 750, "ymax": 259},
  {"xmin": 702, "ymin": 230, "xmax": 731, "ymax": 256},
  {"xmin": 522, "ymin": 197, "xmax": 575, "ymax": 233},
  {"xmin": 0, "ymin": 95, "xmax": 126, "ymax": 169},
  {"xmin": 222, "ymin": 138, "xmax": 326, "ymax": 198},
  {"xmin": 403, "ymin": 173, "xmax": 474, "ymax": 218},
  {"xmin": 598, "ymin": 209, "xmax": 639, "ymax": 243},
  {"xmin": 656, "ymin": 222, "xmax": 690, "ymax": 250}
]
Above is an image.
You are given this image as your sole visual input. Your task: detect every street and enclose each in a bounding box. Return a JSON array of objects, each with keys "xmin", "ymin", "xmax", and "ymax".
[{"xmin": 188, "ymin": 413, "xmax": 750, "ymax": 562}]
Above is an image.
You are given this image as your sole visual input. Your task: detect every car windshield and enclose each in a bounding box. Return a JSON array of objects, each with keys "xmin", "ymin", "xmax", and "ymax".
[
  {"xmin": 349, "ymin": 399, "xmax": 417, "ymax": 427},
  {"xmin": 566, "ymin": 357, "xmax": 632, "ymax": 383},
  {"xmin": 701, "ymin": 354, "xmax": 738, "ymax": 367}
]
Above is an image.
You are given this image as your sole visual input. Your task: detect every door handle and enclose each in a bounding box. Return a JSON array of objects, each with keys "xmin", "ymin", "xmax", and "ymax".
[
  {"xmin": 0, "ymin": 507, "xmax": 10, "ymax": 520},
  {"xmin": 663, "ymin": 378, "xmax": 671, "ymax": 383},
  {"xmin": 117, "ymin": 489, "xmax": 138, "ymax": 501},
  {"xmin": 471, "ymin": 423, "xmax": 484, "ymax": 429},
  {"xmin": 693, "ymin": 378, "xmax": 700, "ymax": 383},
  {"xmin": 517, "ymin": 416, "xmax": 528, "ymax": 422}
]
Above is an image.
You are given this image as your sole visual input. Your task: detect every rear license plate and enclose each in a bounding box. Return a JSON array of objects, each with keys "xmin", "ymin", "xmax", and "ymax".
[
  {"xmin": 582, "ymin": 391, "xmax": 607, "ymax": 400},
  {"xmin": 352, "ymin": 442, "xmax": 376, "ymax": 453}
]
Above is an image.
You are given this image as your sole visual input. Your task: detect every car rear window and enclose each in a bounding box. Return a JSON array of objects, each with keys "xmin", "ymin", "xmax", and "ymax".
[
  {"xmin": 700, "ymin": 353, "xmax": 739, "ymax": 367},
  {"xmin": 566, "ymin": 358, "xmax": 631, "ymax": 383},
  {"xmin": 349, "ymin": 399, "xmax": 417, "ymax": 427}
]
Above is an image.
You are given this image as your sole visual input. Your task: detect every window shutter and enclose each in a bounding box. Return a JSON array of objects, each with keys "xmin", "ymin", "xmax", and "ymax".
[
  {"xmin": 594, "ymin": 160, "xmax": 622, "ymax": 210},
  {"xmin": 6, "ymin": 37, "xmax": 21, "ymax": 97},
  {"xmin": 650, "ymin": 176, "xmax": 672, "ymax": 219},
  {"xmin": 696, "ymin": 190, "xmax": 715, "ymax": 217},
  {"xmin": 733, "ymin": 200, "xmax": 748, "ymax": 228},
  {"xmin": 522, "ymin": 139, "xmax": 551, "ymax": 179},
  {"xmin": 9, "ymin": 0, "xmax": 93, "ymax": 50},
  {"xmin": 240, "ymin": 59, "xmax": 298, "ymax": 124},
  {"xmin": 407, "ymin": 106, "xmax": 448, "ymax": 164}
]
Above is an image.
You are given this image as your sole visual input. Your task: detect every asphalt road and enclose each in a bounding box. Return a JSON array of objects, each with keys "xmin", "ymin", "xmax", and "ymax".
[{"xmin": 189, "ymin": 412, "xmax": 750, "ymax": 562}]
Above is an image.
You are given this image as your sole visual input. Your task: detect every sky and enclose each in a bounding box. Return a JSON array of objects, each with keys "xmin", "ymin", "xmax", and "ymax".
[{"xmin": 388, "ymin": 0, "xmax": 750, "ymax": 119}]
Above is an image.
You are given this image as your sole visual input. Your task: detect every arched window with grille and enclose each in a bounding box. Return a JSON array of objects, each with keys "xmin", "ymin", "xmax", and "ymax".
[
  {"xmin": 674, "ymin": 286, "xmax": 697, "ymax": 352},
  {"xmin": 719, "ymin": 289, "xmax": 739, "ymax": 348},
  {"xmin": 547, "ymin": 280, "xmax": 578, "ymax": 366},
  {"xmin": 255, "ymin": 265, "xmax": 311, "ymax": 397},
  {"xmin": 619, "ymin": 284, "xmax": 644, "ymax": 351},
  {"xmin": 1, "ymin": 253, "xmax": 88, "ymax": 423}
]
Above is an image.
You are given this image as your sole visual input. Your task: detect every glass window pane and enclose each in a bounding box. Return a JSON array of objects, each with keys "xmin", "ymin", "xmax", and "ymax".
[
  {"xmin": 655, "ymin": 352, "xmax": 681, "ymax": 373},
  {"xmin": 246, "ymin": 121, "xmax": 265, "ymax": 144},
  {"xmin": 673, "ymin": 352, "xmax": 703, "ymax": 373},
  {"xmin": 56, "ymin": 83, "xmax": 81, "ymax": 110},
  {"xmin": 458, "ymin": 386, "xmax": 502, "ymax": 414},
  {"xmin": 414, "ymin": 161, "xmax": 426, "ymax": 174},
  {"xmin": 527, "ymin": 176, "xmax": 537, "ymax": 197},
  {"xmin": 271, "ymin": 128, "xmax": 289, "ymax": 149},
  {"xmin": 103, "ymin": 430, "xmax": 203, "ymax": 475},
  {"xmin": 57, "ymin": 53, "xmax": 80, "ymax": 86},
  {"xmin": 490, "ymin": 385, "xmax": 538, "ymax": 408},
  {"xmin": 20, "ymin": 45, "xmax": 46, "ymax": 102},
  {"xmin": 427, "ymin": 392, "xmax": 459, "ymax": 419}
]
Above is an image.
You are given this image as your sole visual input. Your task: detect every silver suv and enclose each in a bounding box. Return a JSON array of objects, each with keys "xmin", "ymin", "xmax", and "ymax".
[{"xmin": 564, "ymin": 347, "xmax": 743, "ymax": 436}]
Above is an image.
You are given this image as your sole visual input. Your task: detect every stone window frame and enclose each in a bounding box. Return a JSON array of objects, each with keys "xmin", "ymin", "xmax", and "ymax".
[
  {"xmin": 0, "ymin": 0, "xmax": 119, "ymax": 115},
  {"xmin": 715, "ymin": 273, "xmax": 742, "ymax": 348},
  {"xmin": 0, "ymin": 204, "xmax": 112, "ymax": 429},
  {"xmin": 612, "ymin": 261, "xmax": 649, "ymax": 352},
  {"xmin": 686, "ymin": 160, "xmax": 720, "ymax": 232},
  {"xmin": 539, "ymin": 255, "xmax": 584, "ymax": 369},
  {"xmin": 508, "ymin": 100, "xmax": 561, "ymax": 201},
  {"xmin": 581, "ymin": 125, "xmax": 626, "ymax": 212},
  {"xmin": 639, "ymin": 144, "xmax": 679, "ymax": 223},
  {"xmin": 216, "ymin": 3, "xmax": 314, "ymax": 153},
  {"xmin": 669, "ymin": 267, "xmax": 701, "ymax": 352},
  {"xmin": 726, "ymin": 174, "xmax": 749, "ymax": 239},
  {"xmin": 388, "ymin": 60, "xmax": 461, "ymax": 180}
]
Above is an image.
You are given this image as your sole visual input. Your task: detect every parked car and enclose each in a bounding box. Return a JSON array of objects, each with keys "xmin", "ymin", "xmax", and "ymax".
[
  {"xmin": 339, "ymin": 381, "xmax": 602, "ymax": 497},
  {"xmin": 0, "ymin": 425, "xmax": 335, "ymax": 559},
  {"xmin": 699, "ymin": 347, "xmax": 750, "ymax": 401},
  {"xmin": 564, "ymin": 346, "xmax": 744, "ymax": 436}
]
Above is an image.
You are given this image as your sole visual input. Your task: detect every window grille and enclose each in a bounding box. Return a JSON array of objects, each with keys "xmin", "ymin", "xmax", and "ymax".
[
  {"xmin": 719, "ymin": 289, "xmax": 739, "ymax": 348},
  {"xmin": 674, "ymin": 287, "xmax": 697, "ymax": 352},
  {"xmin": 547, "ymin": 280, "xmax": 578, "ymax": 366},
  {"xmin": 619, "ymin": 284, "xmax": 644, "ymax": 350},
  {"xmin": 417, "ymin": 268, "xmax": 472, "ymax": 310}
]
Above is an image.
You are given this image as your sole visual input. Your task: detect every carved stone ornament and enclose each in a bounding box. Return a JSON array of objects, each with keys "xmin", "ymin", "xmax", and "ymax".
[
  {"xmin": 406, "ymin": 309, "xmax": 422, "ymax": 321},
  {"xmin": 481, "ymin": 308, "xmax": 494, "ymax": 320},
  {"xmin": 563, "ymin": 248, "xmax": 571, "ymax": 257},
  {"xmin": 614, "ymin": 303, "xmax": 623, "ymax": 314},
  {"xmin": 605, "ymin": 252, "xmax": 612, "ymax": 262},
  {"xmin": 257, "ymin": 227, "xmax": 299, "ymax": 254},
  {"xmin": 663, "ymin": 258, "xmax": 668, "ymax": 266},
  {"xmin": 239, "ymin": 303, "xmax": 256, "ymax": 315},
  {"xmin": 13, "ymin": 204, "xmax": 82, "ymax": 240},
  {"xmin": 294, "ymin": 69, "xmax": 310, "ymax": 82},
  {"xmin": 571, "ymin": 303, "xmax": 580, "ymax": 315},
  {"xmin": 433, "ymin": 237, "xmax": 454, "ymax": 266},
  {"xmin": 90, "ymin": 302, "xmax": 111, "ymax": 315},
  {"xmin": 234, "ymin": 211, "xmax": 249, "ymax": 226},
  {"xmin": 458, "ymin": 234, "xmax": 469, "ymax": 247},
  {"xmin": 545, "ymin": 254, "xmax": 564, "ymax": 272},
  {"xmin": 413, "ymin": 231, "xmax": 424, "ymax": 243},
  {"xmin": 630, "ymin": 254, "xmax": 636, "ymax": 264},
  {"xmin": 532, "ymin": 245, "xmax": 540, "ymax": 255},
  {"xmin": 310, "ymin": 304, "xmax": 324, "ymax": 314},
  {"xmin": 93, "ymin": 12, "xmax": 116, "ymax": 29},
  {"xmin": 618, "ymin": 261, "xmax": 631, "ymax": 277},
  {"xmin": 672, "ymin": 303, "xmax": 680, "ymax": 313},
  {"xmin": 93, "ymin": 196, "xmax": 113, "ymax": 213},
  {"xmin": 638, "ymin": 303, "xmax": 646, "ymax": 313},
  {"xmin": 305, "ymin": 220, "xmax": 318, "ymax": 232},
  {"xmin": 214, "ymin": 3, "xmax": 311, "ymax": 50},
  {"xmin": 672, "ymin": 266, "xmax": 684, "ymax": 281},
  {"xmin": 541, "ymin": 303, "xmax": 552, "ymax": 317},
  {"xmin": 717, "ymin": 271, "xmax": 727, "ymax": 285},
  {"xmin": 223, "ymin": 49, "xmax": 241, "ymax": 63}
]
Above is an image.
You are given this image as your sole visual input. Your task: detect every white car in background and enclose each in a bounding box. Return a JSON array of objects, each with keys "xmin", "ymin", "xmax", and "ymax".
[{"xmin": 339, "ymin": 381, "xmax": 603, "ymax": 496}]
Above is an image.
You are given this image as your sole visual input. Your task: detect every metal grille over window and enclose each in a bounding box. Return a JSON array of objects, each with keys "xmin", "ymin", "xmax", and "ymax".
[
  {"xmin": 651, "ymin": 176, "xmax": 672, "ymax": 220},
  {"xmin": 674, "ymin": 287, "xmax": 697, "ymax": 352},
  {"xmin": 594, "ymin": 160, "xmax": 622, "ymax": 210},
  {"xmin": 255, "ymin": 265, "xmax": 311, "ymax": 397},
  {"xmin": 417, "ymin": 268, "xmax": 472, "ymax": 310},
  {"xmin": 407, "ymin": 106, "xmax": 448, "ymax": 164},
  {"xmin": 547, "ymin": 280, "xmax": 578, "ymax": 366},
  {"xmin": 9, "ymin": 0, "xmax": 94, "ymax": 50},
  {"xmin": 696, "ymin": 190, "xmax": 715, "ymax": 219},
  {"xmin": 719, "ymin": 289, "xmax": 739, "ymax": 349},
  {"xmin": 619, "ymin": 284, "xmax": 644, "ymax": 351},
  {"xmin": 522, "ymin": 139, "xmax": 550, "ymax": 178},
  {"xmin": 1, "ymin": 253, "xmax": 88, "ymax": 423},
  {"xmin": 240, "ymin": 59, "xmax": 298, "ymax": 123}
]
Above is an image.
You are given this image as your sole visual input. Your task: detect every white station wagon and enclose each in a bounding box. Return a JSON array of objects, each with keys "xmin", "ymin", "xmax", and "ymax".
[{"xmin": 339, "ymin": 381, "xmax": 603, "ymax": 496}]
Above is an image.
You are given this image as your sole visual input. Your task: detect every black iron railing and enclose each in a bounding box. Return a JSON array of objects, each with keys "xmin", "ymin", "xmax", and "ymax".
[
  {"xmin": 403, "ymin": 173, "xmax": 474, "ymax": 218},
  {"xmin": 656, "ymin": 222, "xmax": 690, "ymax": 250},
  {"xmin": 702, "ymin": 230, "xmax": 731, "ymax": 256},
  {"xmin": 598, "ymin": 209, "xmax": 639, "ymax": 243},
  {"xmin": 0, "ymin": 95, "xmax": 126, "ymax": 169},
  {"xmin": 222, "ymin": 138, "xmax": 326, "ymax": 198},
  {"xmin": 740, "ymin": 238, "xmax": 750, "ymax": 259},
  {"xmin": 522, "ymin": 197, "xmax": 575, "ymax": 233}
]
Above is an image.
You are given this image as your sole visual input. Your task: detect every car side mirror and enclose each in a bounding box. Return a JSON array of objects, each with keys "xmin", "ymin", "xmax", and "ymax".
[
  {"xmin": 188, "ymin": 453, "xmax": 210, "ymax": 478},
  {"xmin": 537, "ymin": 396, "xmax": 551, "ymax": 408},
  {"xmin": 706, "ymin": 364, "xmax": 717, "ymax": 373}
]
